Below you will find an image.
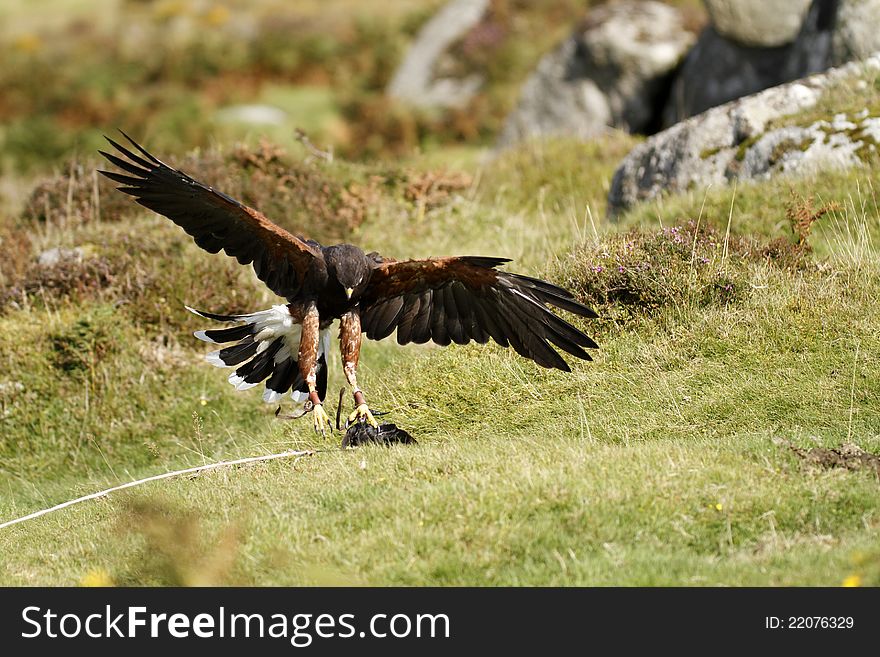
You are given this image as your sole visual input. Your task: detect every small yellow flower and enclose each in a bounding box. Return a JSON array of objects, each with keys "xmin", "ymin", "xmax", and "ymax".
[
  {"xmin": 200, "ymin": 398, "xmax": 208, "ymax": 406},
  {"xmin": 841, "ymin": 575, "xmax": 862, "ymax": 588},
  {"xmin": 714, "ymin": 503, "xmax": 723, "ymax": 512},
  {"xmin": 154, "ymin": 0, "xmax": 189, "ymax": 21},
  {"xmin": 81, "ymin": 570, "xmax": 114, "ymax": 587},
  {"xmin": 13, "ymin": 33, "xmax": 42, "ymax": 54},
  {"xmin": 203, "ymin": 5, "xmax": 231, "ymax": 27}
]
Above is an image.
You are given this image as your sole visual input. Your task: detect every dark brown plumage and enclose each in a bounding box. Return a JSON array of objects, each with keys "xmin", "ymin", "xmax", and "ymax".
[
  {"xmin": 360, "ymin": 256, "xmax": 598, "ymax": 371},
  {"xmin": 99, "ymin": 133, "xmax": 598, "ymax": 434}
]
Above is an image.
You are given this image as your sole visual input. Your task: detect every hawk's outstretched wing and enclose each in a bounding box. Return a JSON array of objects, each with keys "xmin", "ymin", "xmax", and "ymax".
[
  {"xmin": 360, "ymin": 256, "xmax": 598, "ymax": 371},
  {"xmin": 98, "ymin": 133, "xmax": 322, "ymax": 300}
]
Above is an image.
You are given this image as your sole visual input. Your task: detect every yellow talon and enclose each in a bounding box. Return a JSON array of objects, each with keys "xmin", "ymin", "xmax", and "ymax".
[
  {"xmin": 313, "ymin": 403, "xmax": 332, "ymax": 435},
  {"xmin": 348, "ymin": 403, "xmax": 379, "ymax": 428}
]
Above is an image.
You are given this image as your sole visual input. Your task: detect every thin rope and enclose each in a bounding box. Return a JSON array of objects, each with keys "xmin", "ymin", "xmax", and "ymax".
[{"xmin": 0, "ymin": 449, "xmax": 314, "ymax": 531}]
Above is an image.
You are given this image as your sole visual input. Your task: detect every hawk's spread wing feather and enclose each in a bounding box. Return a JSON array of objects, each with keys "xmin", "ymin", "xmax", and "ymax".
[
  {"xmin": 98, "ymin": 132, "xmax": 322, "ymax": 300},
  {"xmin": 360, "ymin": 257, "xmax": 598, "ymax": 371}
]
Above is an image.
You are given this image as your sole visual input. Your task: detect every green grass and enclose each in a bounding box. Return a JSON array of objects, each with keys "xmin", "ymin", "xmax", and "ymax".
[
  {"xmin": 1, "ymin": 134, "xmax": 879, "ymax": 586},
  {"xmin": 0, "ymin": 0, "xmax": 877, "ymax": 587}
]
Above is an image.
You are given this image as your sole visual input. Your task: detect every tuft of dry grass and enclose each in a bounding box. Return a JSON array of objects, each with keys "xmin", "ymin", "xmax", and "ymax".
[
  {"xmin": 0, "ymin": 251, "xmax": 115, "ymax": 313},
  {"xmin": 22, "ymin": 161, "xmax": 131, "ymax": 227},
  {"xmin": 786, "ymin": 190, "xmax": 839, "ymax": 247},
  {"xmin": 0, "ymin": 225, "xmax": 32, "ymax": 288},
  {"xmin": 760, "ymin": 192, "xmax": 843, "ymax": 269}
]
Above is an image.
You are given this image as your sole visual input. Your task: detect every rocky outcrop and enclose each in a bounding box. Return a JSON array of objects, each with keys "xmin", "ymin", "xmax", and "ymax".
[
  {"xmin": 665, "ymin": 1, "xmax": 880, "ymax": 126},
  {"xmin": 386, "ymin": 0, "xmax": 489, "ymax": 109},
  {"xmin": 496, "ymin": 1, "xmax": 693, "ymax": 148},
  {"xmin": 737, "ymin": 111, "xmax": 879, "ymax": 179},
  {"xmin": 607, "ymin": 55, "xmax": 880, "ymax": 216},
  {"xmin": 705, "ymin": 0, "xmax": 813, "ymax": 47},
  {"xmin": 663, "ymin": 0, "xmax": 838, "ymax": 125}
]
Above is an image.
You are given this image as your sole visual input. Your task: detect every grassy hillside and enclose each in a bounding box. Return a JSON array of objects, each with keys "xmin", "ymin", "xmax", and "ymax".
[
  {"xmin": 1, "ymin": 0, "xmax": 878, "ymax": 587},
  {"xmin": 1, "ymin": 131, "xmax": 878, "ymax": 586}
]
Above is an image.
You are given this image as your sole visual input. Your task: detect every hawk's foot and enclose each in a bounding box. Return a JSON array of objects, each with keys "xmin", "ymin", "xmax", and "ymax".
[
  {"xmin": 347, "ymin": 403, "xmax": 379, "ymax": 429},
  {"xmin": 313, "ymin": 403, "xmax": 332, "ymax": 436}
]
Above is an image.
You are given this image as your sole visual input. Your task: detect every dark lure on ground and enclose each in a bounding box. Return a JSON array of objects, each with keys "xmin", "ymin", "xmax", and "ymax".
[
  {"xmin": 335, "ymin": 388, "xmax": 416, "ymax": 447},
  {"xmin": 341, "ymin": 423, "xmax": 416, "ymax": 448},
  {"xmin": 275, "ymin": 389, "xmax": 417, "ymax": 448}
]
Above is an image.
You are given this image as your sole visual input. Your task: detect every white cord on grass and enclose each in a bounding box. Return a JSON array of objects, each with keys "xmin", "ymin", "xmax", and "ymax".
[{"xmin": 0, "ymin": 449, "xmax": 314, "ymax": 531}]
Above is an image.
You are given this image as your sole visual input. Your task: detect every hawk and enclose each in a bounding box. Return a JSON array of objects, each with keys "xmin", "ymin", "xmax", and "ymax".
[{"xmin": 99, "ymin": 133, "xmax": 598, "ymax": 435}]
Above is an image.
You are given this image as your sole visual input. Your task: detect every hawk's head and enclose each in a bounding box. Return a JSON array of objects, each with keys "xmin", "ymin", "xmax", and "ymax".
[{"xmin": 324, "ymin": 244, "xmax": 373, "ymax": 300}]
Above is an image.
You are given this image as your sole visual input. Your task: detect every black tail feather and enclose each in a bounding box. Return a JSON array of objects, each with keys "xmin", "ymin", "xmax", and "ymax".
[
  {"xmin": 192, "ymin": 304, "xmax": 329, "ymax": 404},
  {"xmin": 216, "ymin": 337, "xmax": 258, "ymax": 367},
  {"xmin": 265, "ymin": 358, "xmax": 296, "ymax": 396},
  {"xmin": 199, "ymin": 324, "xmax": 254, "ymax": 344}
]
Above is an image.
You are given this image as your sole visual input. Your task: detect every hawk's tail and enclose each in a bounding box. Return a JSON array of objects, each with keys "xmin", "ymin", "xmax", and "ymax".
[{"xmin": 186, "ymin": 305, "xmax": 329, "ymax": 405}]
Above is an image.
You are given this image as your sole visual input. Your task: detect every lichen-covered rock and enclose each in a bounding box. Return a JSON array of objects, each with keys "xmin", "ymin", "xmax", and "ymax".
[
  {"xmin": 704, "ymin": 0, "xmax": 813, "ymax": 47},
  {"xmin": 386, "ymin": 0, "xmax": 489, "ymax": 109},
  {"xmin": 608, "ymin": 54, "xmax": 880, "ymax": 216},
  {"xmin": 496, "ymin": 1, "xmax": 693, "ymax": 147},
  {"xmin": 737, "ymin": 111, "xmax": 879, "ymax": 179}
]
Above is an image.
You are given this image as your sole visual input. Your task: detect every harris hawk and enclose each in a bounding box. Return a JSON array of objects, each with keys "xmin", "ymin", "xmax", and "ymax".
[{"xmin": 99, "ymin": 133, "xmax": 598, "ymax": 435}]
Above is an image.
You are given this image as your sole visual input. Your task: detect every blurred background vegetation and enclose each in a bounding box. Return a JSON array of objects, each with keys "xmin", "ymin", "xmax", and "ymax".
[
  {"xmin": 0, "ymin": 0, "xmax": 706, "ymax": 180},
  {"xmin": 1, "ymin": 0, "xmax": 554, "ymax": 174}
]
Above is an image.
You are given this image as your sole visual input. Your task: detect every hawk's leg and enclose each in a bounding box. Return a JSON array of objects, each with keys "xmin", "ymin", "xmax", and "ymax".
[
  {"xmin": 340, "ymin": 310, "xmax": 379, "ymax": 428},
  {"xmin": 300, "ymin": 301, "xmax": 332, "ymax": 435}
]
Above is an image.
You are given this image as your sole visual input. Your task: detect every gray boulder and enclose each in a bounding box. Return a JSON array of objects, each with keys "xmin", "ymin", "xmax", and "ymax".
[
  {"xmin": 833, "ymin": 0, "xmax": 880, "ymax": 63},
  {"xmin": 608, "ymin": 54, "xmax": 880, "ymax": 216},
  {"xmin": 497, "ymin": 1, "xmax": 693, "ymax": 148},
  {"xmin": 665, "ymin": 1, "xmax": 880, "ymax": 126},
  {"xmin": 705, "ymin": 0, "xmax": 813, "ymax": 47},
  {"xmin": 664, "ymin": 0, "xmax": 837, "ymax": 125},
  {"xmin": 387, "ymin": 0, "xmax": 489, "ymax": 109}
]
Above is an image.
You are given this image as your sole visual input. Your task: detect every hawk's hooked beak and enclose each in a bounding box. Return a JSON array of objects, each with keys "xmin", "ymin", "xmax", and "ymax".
[{"xmin": 345, "ymin": 287, "xmax": 354, "ymax": 300}]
